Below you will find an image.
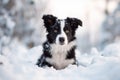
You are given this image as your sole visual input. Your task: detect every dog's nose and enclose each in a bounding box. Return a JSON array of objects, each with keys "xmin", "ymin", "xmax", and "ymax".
[{"xmin": 59, "ymin": 37, "xmax": 65, "ymax": 43}]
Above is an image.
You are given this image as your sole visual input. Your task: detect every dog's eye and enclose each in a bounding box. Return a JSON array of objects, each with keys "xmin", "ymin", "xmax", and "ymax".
[
  {"xmin": 65, "ymin": 30, "xmax": 69, "ymax": 33},
  {"xmin": 54, "ymin": 30, "xmax": 58, "ymax": 33},
  {"xmin": 66, "ymin": 23, "xmax": 69, "ymax": 25}
]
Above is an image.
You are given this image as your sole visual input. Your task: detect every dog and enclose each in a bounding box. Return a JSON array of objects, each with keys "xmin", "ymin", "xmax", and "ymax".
[{"xmin": 36, "ymin": 14, "xmax": 82, "ymax": 70}]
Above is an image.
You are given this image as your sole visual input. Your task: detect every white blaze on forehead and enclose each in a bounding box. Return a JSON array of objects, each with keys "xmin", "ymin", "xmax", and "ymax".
[
  {"xmin": 56, "ymin": 20, "xmax": 68, "ymax": 45},
  {"xmin": 60, "ymin": 20, "xmax": 65, "ymax": 33}
]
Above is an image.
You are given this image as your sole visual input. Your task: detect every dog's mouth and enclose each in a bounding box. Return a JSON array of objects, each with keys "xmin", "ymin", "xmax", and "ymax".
[
  {"xmin": 59, "ymin": 42, "xmax": 65, "ymax": 45},
  {"xmin": 55, "ymin": 42, "xmax": 66, "ymax": 45}
]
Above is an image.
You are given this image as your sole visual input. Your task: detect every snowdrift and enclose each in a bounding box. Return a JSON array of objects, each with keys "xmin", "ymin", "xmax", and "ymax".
[{"xmin": 0, "ymin": 42, "xmax": 120, "ymax": 80}]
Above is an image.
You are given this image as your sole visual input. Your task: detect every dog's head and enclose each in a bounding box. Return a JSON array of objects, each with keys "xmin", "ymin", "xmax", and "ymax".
[{"xmin": 42, "ymin": 14, "xmax": 82, "ymax": 45}]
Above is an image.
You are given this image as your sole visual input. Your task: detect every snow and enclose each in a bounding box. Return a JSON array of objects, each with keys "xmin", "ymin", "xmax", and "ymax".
[{"xmin": 0, "ymin": 42, "xmax": 120, "ymax": 80}]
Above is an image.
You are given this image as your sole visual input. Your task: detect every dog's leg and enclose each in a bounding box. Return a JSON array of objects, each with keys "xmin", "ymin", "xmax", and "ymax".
[
  {"xmin": 36, "ymin": 54, "xmax": 52, "ymax": 67},
  {"xmin": 36, "ymin": 54, "xmax": 45, "ymax": 67}
]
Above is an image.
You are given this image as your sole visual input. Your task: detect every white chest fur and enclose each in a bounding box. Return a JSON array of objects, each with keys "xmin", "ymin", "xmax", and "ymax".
[{"xmin": 46, "ymin": 41, "xmax": 76, "ymax": 69}]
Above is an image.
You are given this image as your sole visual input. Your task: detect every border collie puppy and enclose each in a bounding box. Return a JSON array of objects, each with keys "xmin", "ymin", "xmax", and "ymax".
[{"xmin": 36, "ymin": 14, "xmax": 82, "ymax": 70}]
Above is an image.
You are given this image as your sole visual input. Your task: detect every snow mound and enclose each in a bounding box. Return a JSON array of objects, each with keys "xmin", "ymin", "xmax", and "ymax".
[
  {"xmin": 101, "ymin": 42, "xmax": 120, "ymax": 57},
  {"xmin": 0, "ymin": 42, "xmax": 120, "ymax": 80}
]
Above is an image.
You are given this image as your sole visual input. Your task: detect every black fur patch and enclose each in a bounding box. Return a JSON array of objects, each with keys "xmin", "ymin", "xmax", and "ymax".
[{"xmin": 66, "ymin": 46, "xmax": 76, "ymax": 59}]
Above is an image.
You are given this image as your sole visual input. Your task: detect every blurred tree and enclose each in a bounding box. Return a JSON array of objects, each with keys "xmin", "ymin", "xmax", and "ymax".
[
  {"xmin": 105, "ymin": 0, "xmax": 109, "ymax": 15},
  {"xmin": 100, "ymin": 1, "xmax": 120, "ymax": 49},
  {"xmin": 0, "ymin": 0, "xmax": 48, "ymax": 55},
  {"xmin": 0, "ymin": 0, "xmax": 15, "ymax": 54}
]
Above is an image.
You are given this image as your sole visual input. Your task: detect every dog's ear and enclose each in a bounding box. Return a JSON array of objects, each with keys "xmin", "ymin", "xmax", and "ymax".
[
  {"xmin": 66, "ymin": 17, "xmax": 82, "ymax": 29},
  {"xmin": 42, "ymin": 14, "xmax": 57, "ymax": 28}
]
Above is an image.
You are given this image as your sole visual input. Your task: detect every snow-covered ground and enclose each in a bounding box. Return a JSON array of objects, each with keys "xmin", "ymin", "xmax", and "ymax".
[{"xmin": 0, "ymin": 41, "xmax": 120, "ymax": 80}]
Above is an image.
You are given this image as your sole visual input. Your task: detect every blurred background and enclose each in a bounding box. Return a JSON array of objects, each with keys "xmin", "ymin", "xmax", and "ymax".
[{"xmin": 0, "ymin": 0, "xmax": 120, "ymax": 55}]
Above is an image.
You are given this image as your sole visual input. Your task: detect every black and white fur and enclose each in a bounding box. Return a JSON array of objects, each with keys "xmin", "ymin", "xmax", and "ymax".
[{"xmin": 36, "ymin": 14, "xmax": 82, "ymax": 70}]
